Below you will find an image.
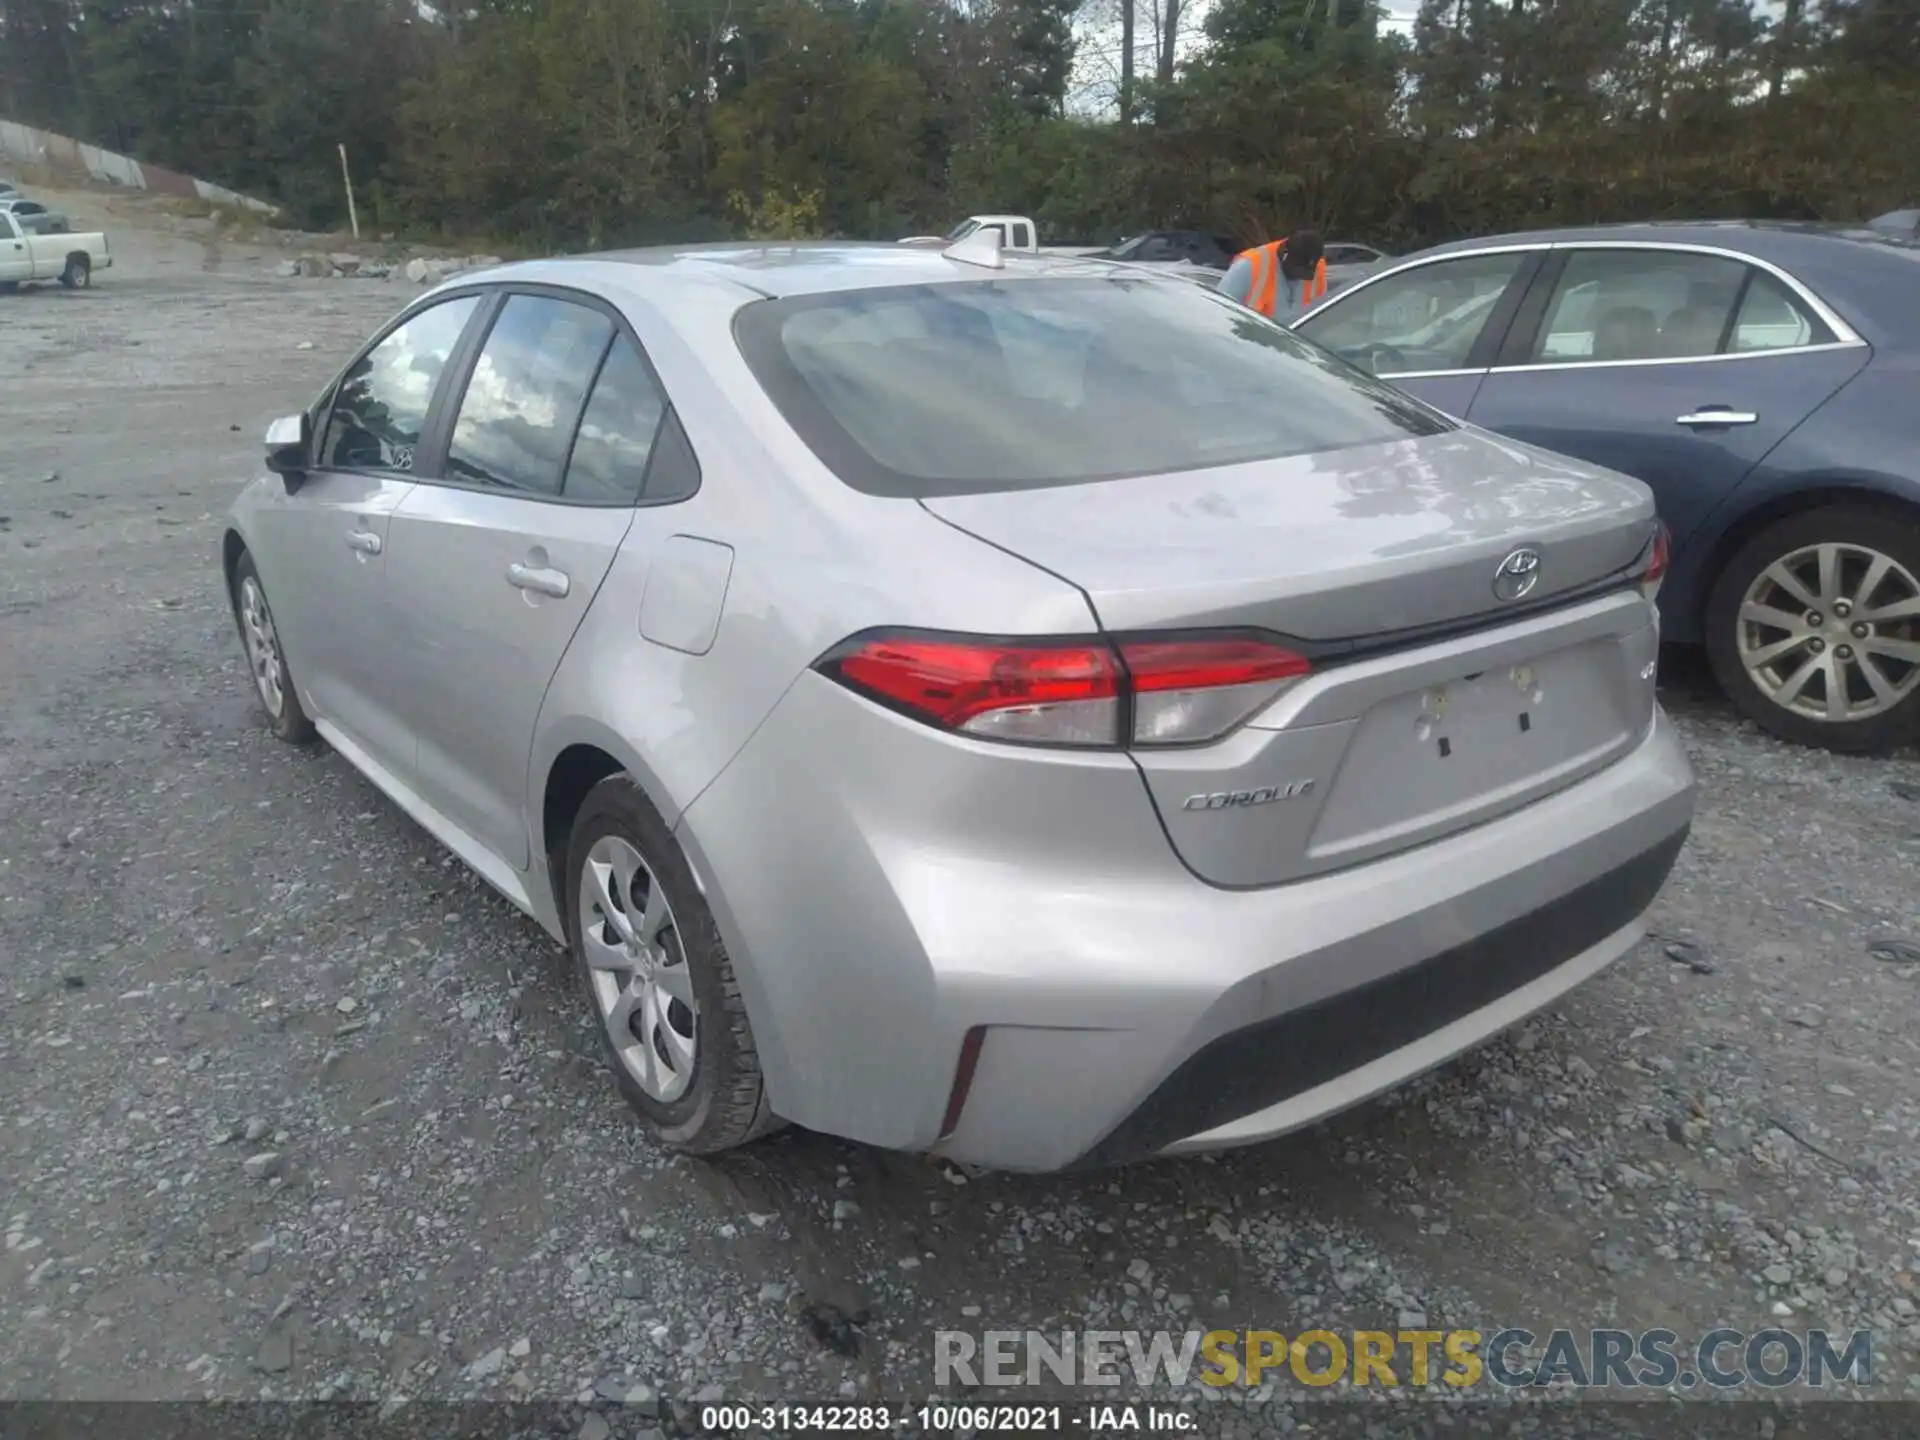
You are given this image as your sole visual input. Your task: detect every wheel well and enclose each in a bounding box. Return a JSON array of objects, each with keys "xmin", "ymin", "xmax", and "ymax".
[
  {"xmin": 221, "ymin": 529, "xmax": 247, "ymax": 594},
  {"xmin": 1693, "ymin": 485, "xmax": 1920, "ymax": 614},
  {"xmin": 542, "ymin": 744, "xmax": 626, "ymax": 917}
]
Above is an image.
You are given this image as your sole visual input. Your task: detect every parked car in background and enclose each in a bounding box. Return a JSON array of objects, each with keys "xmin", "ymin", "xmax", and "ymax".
[
  {"xmin": 0, "ymin": 210, "xmax": 110, "ymax": 290},
  {"xmin": 1868, "ymin": 208, "xmax": 1919, "ymax": 240},
  {"xmin": 1090, "ymin": 230, "xmax": 1241, "ymax": 269},
  {"xmin": 0, "ymin": 197, "xmax": 70, "ymax": 234},
  {"xmin": 898, "ymin": 215, "xmax": 1101, "ymax": 257},
  {"xmin": 220, "ymin": 242, "xmax": 1690, "ymax": 1171},
  {"xmin": 1292, "ymin": 221, "xmax": 1920, "ymax": 753},
  {"xmin": 1322, "ymin": 241, "xmax": 1394, "ymax": 292}
]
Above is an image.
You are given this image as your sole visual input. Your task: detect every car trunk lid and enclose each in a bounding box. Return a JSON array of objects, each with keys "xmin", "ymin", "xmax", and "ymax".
[
  {"xmin": 920, "ymin": 430, "xmax": 1653, "ymax": 642},
  {"xmin": 922, "ymin": 429, "xmax": 1662, "ymax": 886}
]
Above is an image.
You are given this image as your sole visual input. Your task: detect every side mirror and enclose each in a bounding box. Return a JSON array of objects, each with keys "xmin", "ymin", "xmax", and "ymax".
[{"xmin": 265, "ymin": 413, "xmax": 311, "ymax": 492}]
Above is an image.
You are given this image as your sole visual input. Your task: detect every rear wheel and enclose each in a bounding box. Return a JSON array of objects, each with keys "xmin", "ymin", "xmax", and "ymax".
[
  {"xmin": 1705, "ymin": 506, "xmax": 1920, "ymax": 754},
  {"xmin": 59, "ymin": 254, "xmax": 90, "ymax": 289},
  {"xmin": 565, "ymin": 774, "xmax": 778, "ymax": 1154}
]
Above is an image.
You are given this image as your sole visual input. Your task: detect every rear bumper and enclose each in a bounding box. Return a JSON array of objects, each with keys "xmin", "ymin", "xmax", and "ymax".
[
  {"xmin": 1085, "ymin": 826, "xmax": 1683, "ymax": 1166},
  {"xmin": 677, "ymin": 679, "xmax": 1695, "ymax": 1172}
]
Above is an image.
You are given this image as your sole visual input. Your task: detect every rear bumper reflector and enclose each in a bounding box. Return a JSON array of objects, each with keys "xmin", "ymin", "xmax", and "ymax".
[{"xmin": 937, "ymin": 1025, "xmax": 988, "ymax": 1141}]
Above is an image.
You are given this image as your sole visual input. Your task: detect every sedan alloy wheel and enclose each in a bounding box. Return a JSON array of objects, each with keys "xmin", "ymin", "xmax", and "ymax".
[
  {"xmin": 1708, "ymin": 507, "xmax": 1920, "ymax": 753},
  {"xmin": 1736, "ymin": 541, "xmax": 1920, "ymax": 723}
]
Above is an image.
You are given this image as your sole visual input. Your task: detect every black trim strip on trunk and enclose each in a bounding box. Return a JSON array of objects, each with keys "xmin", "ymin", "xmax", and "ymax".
[{"xmin": 1073, "ymin": 825, "xmax": 1689, "ymax": 1169}]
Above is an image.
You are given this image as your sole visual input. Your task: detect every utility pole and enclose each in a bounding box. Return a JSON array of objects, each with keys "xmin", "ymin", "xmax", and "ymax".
[{"xmin": 338, "ymin": 143, "xmax": 360, "ymax": 239}]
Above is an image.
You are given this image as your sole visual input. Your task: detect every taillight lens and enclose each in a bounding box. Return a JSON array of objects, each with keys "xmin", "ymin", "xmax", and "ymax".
[
  {"xmin": 1120, "ymin": 637, "xmax": 1313, "ymax": 744},
  {"xmin": 1640, "ymin": 522, "xmax": 1671, "ymax": 602},
  {"xmin": 824, "ymin": 634, "xmax": 1122, "ymax": 744},
  {"xmin": 816, "ymin": 630, "xmax": 1311, "ymax": 747}
]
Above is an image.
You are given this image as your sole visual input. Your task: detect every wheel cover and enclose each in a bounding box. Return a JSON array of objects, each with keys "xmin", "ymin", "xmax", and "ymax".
[
  {"xmin": 1736, "ymin": 541, "xmax": 1920, "ymax": 723},
  {"xmin": 578, "ymin": 835, "xmax": 698, "ymax": 1103},
  {"xmin": 239, "ymin": 576, "xmax": 286, "ymax": 718}
]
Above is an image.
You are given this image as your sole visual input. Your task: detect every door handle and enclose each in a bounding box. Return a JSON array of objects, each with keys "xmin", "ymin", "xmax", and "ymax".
[
  {"xmin": 345, "ymin": 528, "xmax": 382, "ymax": 555},
  {"xmin": 1675, "ymin": 409, "xmax": 1758, "ymax": 427},
  {"xmin": 507, "ymin": 562, "xmax": 570, "ymax": 599}
]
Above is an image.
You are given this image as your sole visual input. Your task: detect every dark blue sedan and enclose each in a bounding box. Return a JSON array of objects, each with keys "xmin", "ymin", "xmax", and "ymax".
[{"xmin": 1292, "ymin": 221, "xmax": 1920, "ymax": 754}]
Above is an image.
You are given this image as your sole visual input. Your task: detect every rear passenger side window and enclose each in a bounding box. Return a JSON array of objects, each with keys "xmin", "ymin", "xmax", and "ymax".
[
  {"xmin": 446, "ymin": 295, "xmax": 614, "ymax": 496},
  {"xmin": 563, "ymin": 338, "xmax": 670, "ymax": 504},
  {"xmin": 1532, "ymin": 250, "xmax": 1744, "ymax": 363}
]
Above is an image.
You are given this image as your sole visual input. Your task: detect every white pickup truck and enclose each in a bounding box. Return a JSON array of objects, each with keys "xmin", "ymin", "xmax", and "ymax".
[
  {"xmin": 899, "ymin": 214, "xmax": 1103, "ymax": 257},
  {"xmin": 0, "ymin": 210, "xmax": 112, "ymax": 291}
]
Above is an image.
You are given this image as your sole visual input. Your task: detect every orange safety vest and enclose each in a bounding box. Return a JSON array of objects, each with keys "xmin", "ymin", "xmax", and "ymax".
[{"xmin": 1239, "ymin": 239, "xmax": 1327, "ymax": 318}]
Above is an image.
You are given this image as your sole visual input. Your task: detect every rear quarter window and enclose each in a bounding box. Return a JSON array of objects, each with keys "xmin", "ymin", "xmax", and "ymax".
[{"xmin": 734, "ymin": 276, "xmax": 1450, "ymax": 498}]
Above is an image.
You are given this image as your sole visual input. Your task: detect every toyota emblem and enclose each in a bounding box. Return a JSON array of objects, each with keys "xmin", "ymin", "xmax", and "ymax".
[{"xmin": 1493, "ymin": 547, "xmax": 1542, "ymax": 602}]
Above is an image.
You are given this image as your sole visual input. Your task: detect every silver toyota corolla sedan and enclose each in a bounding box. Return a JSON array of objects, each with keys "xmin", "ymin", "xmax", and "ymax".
[{"xmin": 220, "ymin": 241, "xmax": 1695, "ymax": 1172}]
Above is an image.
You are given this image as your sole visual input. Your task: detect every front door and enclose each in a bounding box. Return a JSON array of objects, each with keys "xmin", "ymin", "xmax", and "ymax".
[
  {"xmin": 252, "ymin": 292, "xmax": 484, "ymax": 773},
  {"xmin": 1464, "ymin": 246, "xmax": 1871, "ymax": 551},
  {"xmin": 382, "ymin": 291, "xmax": 673, "ymax": 869}
]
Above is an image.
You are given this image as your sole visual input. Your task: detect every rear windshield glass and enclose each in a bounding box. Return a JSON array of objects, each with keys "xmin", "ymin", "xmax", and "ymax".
[{"xmin": 733, "ymin": 276, "xmax": 1451, "ymax": 497}]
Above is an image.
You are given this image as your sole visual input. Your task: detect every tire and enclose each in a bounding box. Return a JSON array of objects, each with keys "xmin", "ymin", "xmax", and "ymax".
[
  {"xmin": 565, "ymin": 774, "xmax": 778, "ymax": 1153},
  {"xmin": 230, "ymin": 551, "xmax": 318, "ymax": 744},
  {"xmin": 0, "ymin": 281, "xmax": 18, "ymax": 295},
  {"xmin": 59, "ymin": 254, "xmax": 90, "ymax": 289},
  {"xmin": 1704, "ymin": 504, "xmax": 1920, "ymax": 754}
]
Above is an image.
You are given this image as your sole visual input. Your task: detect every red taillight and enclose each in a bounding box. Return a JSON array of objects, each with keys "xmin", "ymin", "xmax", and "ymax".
[
  {"xmin": 825, "ymin": 634, "xmax": 1122, "ymax": 744},
  {"xmin": 817, "ymin": 630, "xmax": 1311, "ymax": 747},
  {"xmin": 1641, "ymin": 522, "xmax": 1671, "ymax": 601}
]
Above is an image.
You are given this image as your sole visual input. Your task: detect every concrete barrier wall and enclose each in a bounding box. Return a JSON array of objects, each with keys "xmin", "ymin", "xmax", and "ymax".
[{"xmin": 0, "ymin": 117, "xmax": 278, "ymax": 215}]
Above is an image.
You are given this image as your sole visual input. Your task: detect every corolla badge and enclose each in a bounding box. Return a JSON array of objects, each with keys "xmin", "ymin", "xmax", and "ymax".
[
  {"xmin": 1182, "ymin": 780, "xmax": 1316, "ymax": 811},
  {"xmin": 1493, "ymin": 547, "xmax": 1543, "ymax": 602}
]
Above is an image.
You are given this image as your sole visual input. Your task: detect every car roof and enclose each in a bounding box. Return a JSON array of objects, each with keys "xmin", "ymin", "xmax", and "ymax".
[
  {"xmin": 462, "ymin": 241, "xmax": 1179, "ymax": 301},
  {"xmin": 1416, "ymin": 218, "xmax": 1915, "ymax": 261}
]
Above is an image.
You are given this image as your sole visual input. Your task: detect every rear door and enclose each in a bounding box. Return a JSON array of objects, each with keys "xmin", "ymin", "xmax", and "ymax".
[
  {"xmin": 252, "ymin": 292, "xmax": 485, "ymax": 771},
  {"xmin": 1464, "ymin": 245, "xmax": 1872, "ymax": 549},
  {"xmin": 381, "ymin": 287, "xmax": 672, "ymax": 870},
  {"xmin": 1291, "ymin": 248, "xmax": 1545, "ymax": 419}
]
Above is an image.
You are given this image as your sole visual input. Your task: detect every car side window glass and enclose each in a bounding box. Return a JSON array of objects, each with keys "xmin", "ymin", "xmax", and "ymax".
[
  {"xmin": 1296, "ymin": 251, "xmax": 1527, "ymax": 374},
  {"xmin": 1531, "ymin": 250, "xmax": 1747, "ymax": 364},
  {"xmin": 445, "ymin": 295, "xmax": 615, "ymax": 497},
  {"xmin": 1730, "ymin": 271, "xmax": 1833, "ymax": 353},
  {"xmin": 318, "ymin": 295, "xmax": 480, "ymax": 473},
  {"xmin": 563, "ymin": 337, "xmax": 669, "ymax": 504},
  {"xmin": 638, "ymin": 409, "xmax": 702, "ymax": 505}
]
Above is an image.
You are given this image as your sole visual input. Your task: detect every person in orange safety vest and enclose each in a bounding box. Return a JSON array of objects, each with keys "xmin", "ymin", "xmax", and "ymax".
[{"xmin": 1217, "ymin": 231, "xmax": 1327, "ymax": 318}]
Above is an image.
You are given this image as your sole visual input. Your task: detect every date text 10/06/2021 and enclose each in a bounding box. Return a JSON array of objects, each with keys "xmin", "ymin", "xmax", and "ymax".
[{"xmin": 699, "ymin": 1405, "xmax": 1191, "ymax": 1433}]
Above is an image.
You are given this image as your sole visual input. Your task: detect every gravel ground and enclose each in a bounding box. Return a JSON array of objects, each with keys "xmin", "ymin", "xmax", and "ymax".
[{"xmin": 4, "ymin": 189, "xmax": 1920, "ymax": 1433}]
